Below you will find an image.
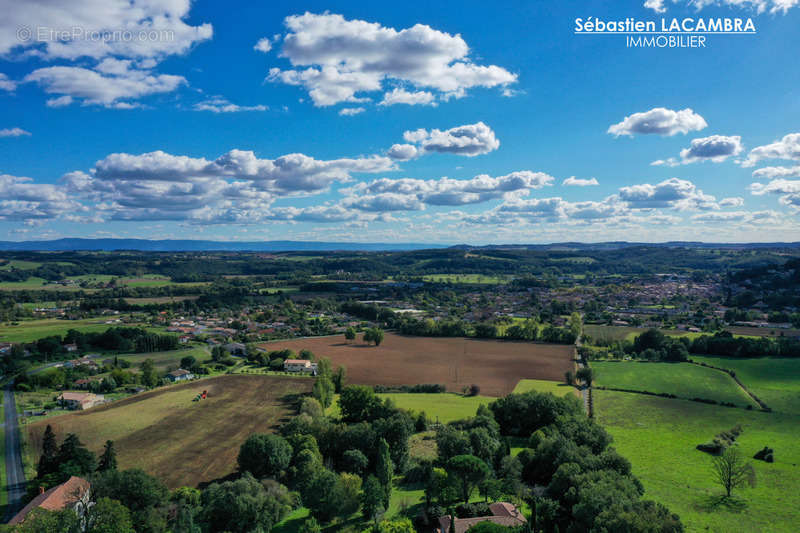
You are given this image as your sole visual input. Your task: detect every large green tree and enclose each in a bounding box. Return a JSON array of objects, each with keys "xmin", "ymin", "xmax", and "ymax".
[
  {"xmin": 446, "ymin": 455, "xmax": 490, "ymax": 503},
  {"xmin": 237, "ymin": 434, "xmax": 293, "ymax": 480}
]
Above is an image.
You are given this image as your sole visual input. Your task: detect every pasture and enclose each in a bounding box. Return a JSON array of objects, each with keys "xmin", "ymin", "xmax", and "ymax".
[
  {"xmin": 595, "ymin": 389, "xmax": 800, "ymax": 533},
  {"xmin": 0, "ymin": 317, "xmax": 140, "ymax": 343},
  {"xmin": 420, "ymin": 274, "xmax": 507, "ymax": 284},
  {"xmin": 691, "ymin": 356, "xmax": 800, "ymax": 415},
  {"xmin": 120, "ymin": 346, "xmax": 208, "ymax": 372},
  {"xmin": 260, "ymin": 333, "xmax": 575, "ymax": 396},
  {"xmin": 24, "ymin": 375, "xmax": 311, "ymax": 488},
  {"xmin": 512, "ymin": 378, "xmax": 578, "ymax": 397},
  {"xmin": 592, "ymin": 361, "xmax": 758, "ymax": 408}
]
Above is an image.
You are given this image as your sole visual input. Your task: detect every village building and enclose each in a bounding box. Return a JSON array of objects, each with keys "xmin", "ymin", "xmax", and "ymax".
[
  {"xmin": 57, "ymin": 392, "xmax": 104, "ymax": 410},
  {"xmin": 437, "ymin": 503, "xmax": 526, "ymax": 533},
  {"xmin": 9, "ymin": 476, "xmax": 91, "ymax": 526},
  {"xmin": 166, "ymin": 368, "xmax": 194, "ymax": 382},
  {"xmin": 284, "ymin": 359, "xmax": 316, "ymax": 372}
]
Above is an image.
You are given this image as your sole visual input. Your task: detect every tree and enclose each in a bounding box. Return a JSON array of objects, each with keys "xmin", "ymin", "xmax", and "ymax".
[
  {"xmin": 367, "ymin": 518, "xmax": 415, "ymax": 533},
  {"xmin": 92, "ymin": 469, "xmax": 169, "ymax": 532},
  {"xmin": 363, "ymin": 327, "xmax": 384, "ymax": 346},
  {"xmin": 12, "ymin": 507, "xmax": 81, "ymax": 533},
  {"xmin": 140, "ymin": 358, "xmax": 159, "ymax": 388},
  {"xmin": 313, "ymin": 375, "xmax": 335, "ymax": 409},
  {"xmin": 335, "ymin": 472, "xmax": 363, "ymax": 517},
  {"xmin": 341, "ymin": 449, "xmax": 369, "ymax": 475},
  {"xmin": 376, "ymin": 438, "xmax": 394, "ymax": 508},
  {"xmin": 568, "ymin": 312, "xmax": 583, "ymax": 339},
  {"xmin": 712, "ymin": 446, "xmax": 756, "ymax": 498},
  {"xmin": 56, "ymin": 433, "xmax": 96, "ymax": 476},
  {"xmin": 576, "ymin": 367, "xmax": 594, "ymax": 387},
  {"xmin": 37, "ymin": 425, "xmax": 58, "ymax": 478},
  {"xmin": 333, "ymin": 366, "xmax": 347, "ymax": 393},
  {"xmin": 237, "ymin": 434, "xmax": 293, "ymax": 479},
  {"xmin": 180, "ymin": 355, "xmax": 197, "ymax": 371},
  {"xmin": 300, "ymin": 517, "xmax": 322, "ymax": 533},
  {"xmin": 201, "ymin": 473, "xmax": 292, "ymax": 533},
  {"xmin": 565, "ymin": 370, "xmax": 575, "ymax": 386},
  {"xmin": 304, "ymin": 468, "xmax": 339, "ymax": 523},
  {"xmin": 86, "ymin": 497, "xmax": 135, "ymax": 533},
  {"xmin": 446, "ymin": 455, "xmax": 490, "ymax": 503},
  {"xmin": 98, "ymin": 440, "xmax": 118, "ymax": 472},
  {"xmin": 339, "ymin": 385, "xmax": 385, "ymax": 423},
  {"xmin": 361, "ymin": 475, "xmax": 385, "ymax": 525},
  {"xmin": 345, "ymin": 327, "xmax": 357, "ymax": 343}
]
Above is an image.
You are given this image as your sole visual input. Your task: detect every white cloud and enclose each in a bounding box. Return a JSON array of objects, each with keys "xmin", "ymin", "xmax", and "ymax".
[
  {"xmin": 563, "ymin": 176, "xmax": 599, "ymax": 186},
  {"xmin": 402, "ymin": 122, "xmax": 499, "ymax": 157},
  {"xmin": 741, "ymin": 133, "xmax": 800, "ymax": 167},
  {"xmin": 254, "ymin": 37, "xmax": 272, "ymax": 53},
  {"xmin": 749, "ymin": 178, "xmax": 800, "ymax": 210},
  {"xmin": 0, "ymin": 173, "xmax": 83, "ymax": 223},
  {"xmin": 618, "ymin": 178, "xmax": 719, "ymax": 210},
  {"xmin": 0, "ymin": 127, "xmax": 31, "ymax": 137},
  {"xmin": 645, "ymin": 0, "xmax": 799, "ymax": 15},
  {"xmin": 608, "ymin": 107, "xmax": 707, "ymax": 137},
  {"xmin": 25, "ymin": 62, "xmax": 186, "ymax": 108},
  {"xmin": 0, "ymin": 73, "xmax": 16, "ymax": 91},
  {"xmin": 387, "ymin": 144, "xmax": 419, "ymax": 161},
  {"xmin": 379, "ymin": 88, "xmax": 437, "ymax": 106},
  {"xmin": 193, "ymin": 97, "xmax": 268, "ymax": 113},
  {"xmin": 347, "ymin": 171, "xmax": 554, "ymax": 208},
  {"xmin": 752, "ymin": 165, "xmax": 800, "ymax": 180},
  {"xmin": 0, "ymin": 0, "xmax": 212, "ymax": 61},
  {"xmin": 265, "ymin": 12, "xmax": 516, "ymax": 107},
  {"xmin": 652, "ymin": 135, "xmax": 744, "ymax": 166},
  {"xmin": 719, "ymin": 197, "xmax": 745, "ymax": 207},
  {"xmin": 339, "ymin": 107, "xmax": 365, "ymax": 116}
]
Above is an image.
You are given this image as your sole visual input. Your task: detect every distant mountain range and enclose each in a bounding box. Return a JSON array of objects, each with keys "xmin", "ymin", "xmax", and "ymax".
[{"xmin": 0, "ymin": 238, "xmax": 799, "ymax": 252}]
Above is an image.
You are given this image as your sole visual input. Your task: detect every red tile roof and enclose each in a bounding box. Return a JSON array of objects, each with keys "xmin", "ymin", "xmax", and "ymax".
[{"xmin": 9, "ymin": 476, "xmax": 90, "ymax": 525}]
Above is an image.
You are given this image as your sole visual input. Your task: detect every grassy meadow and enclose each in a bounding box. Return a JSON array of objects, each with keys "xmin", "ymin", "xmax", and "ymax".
[
  {"xmin": 512, "ymin": 378, "xmax": 579, "ymax": 397},
  {"xmin": 0, "ymin": 317, "xmax": 140, "ymax": 343},
  {"xmin": 594, "ymin": 389, "xmax": 800, "ymax": 533},
  {"xmin": 592, "ymin": 361, "xmax": 758, "ymax": 408}
]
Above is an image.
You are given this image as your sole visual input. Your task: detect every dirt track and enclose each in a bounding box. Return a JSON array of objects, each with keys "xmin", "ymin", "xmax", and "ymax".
[{"xmin": 261, "ymin": 333, "xmax": 575, "ymax": 397}]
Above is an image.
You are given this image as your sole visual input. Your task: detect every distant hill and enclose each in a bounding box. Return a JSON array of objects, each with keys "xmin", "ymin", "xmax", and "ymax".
[{"xmin": 0, "ymin": 238, "xmax": 798, "ymax": 252}]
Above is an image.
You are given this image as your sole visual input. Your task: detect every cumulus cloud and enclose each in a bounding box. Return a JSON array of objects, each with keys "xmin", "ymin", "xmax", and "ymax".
[
  {"xmin": 608, "ymin": 107, "xmax": 707, "ymax": 137},
  {"xmin": 0, "ymin": 73, "xmax": 16, "ymax": 91},
  {"xmin": 264, "ymin": 12, "xmax": 516, "ymax": 107},
  {"xmin": 387, "ymin": 144, "xmax": 419, "ymax": 161},
  {"xmin": 652, "ymin": 135, "xmax": 744, "ymax": 166},
  {"xmin": 25, "ymin": 60, "xmax": 186, "ymax": 108},
  {"xmin": 749, "ymin": 178, "xmax": 800, "ymax": 210},
  {"xmin": 254, "ymin": 38, "xmax": 273, "ymax": 53},
  {"xmin": 339, "ymin": 107, "xmax": 365, "ymax": 116},
  {"xmin": 741, "ymin": 133, "xmax": 800, "ymax": 167},
  {"xmin": 379, "ymin": 88, "xmax": 437, "ymax": 106},
  {"xmin": 563, "ymin": 176, "xmax": 599, "ymax": 186},
  {"xmin": 618, "ymin": 178, "xmax": 719, "ymax": 210},
  {"xmin": 752, "ymin": 165, "xmax": 800, "ymax": 179},
  {"xmin": 401, "ymin": 122, "xmax": 499, "ymax": 157},
  {"xmin": 645, "ymin": 0, "xmax": 799, "ymax": 15},
  {"xmin": 691, "ymin": 210, "xmax": 781, "ymax": 223},
  {"xmin": 0, "ymin": 173, "xmax": 83, "ymax": 223},
  {"xmin": 719, "ymin": 197, "xmax": 745, "ymax": 207},
  {"xmin": 346, "ymin": 171, "xmax": 554, "ymax": 208},
  {"xmin": 0, "ymin": 0, "xmax": 212, "ymax": 60},
  {"xmin": 0, "ymin": 127, "xmax": 31, "ymax": 137},
  {"xmin": 193, "ymin": 97, "xmax": 267, "ymax": 113}
]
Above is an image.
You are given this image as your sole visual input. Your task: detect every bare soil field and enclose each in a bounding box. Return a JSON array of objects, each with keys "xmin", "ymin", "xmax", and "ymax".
[
  {"xmin": 24, "ymin": 375, "xmax": 310, "ymax": 488},
  {"xmin": 260, "ymin": 333, "xmax": 575, "ymax": 397}
]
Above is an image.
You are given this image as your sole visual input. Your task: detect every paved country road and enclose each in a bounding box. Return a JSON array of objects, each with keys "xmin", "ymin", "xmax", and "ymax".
[{"xmin": 4, "ymin": 383, "xmax": 27, "ymax": 522}]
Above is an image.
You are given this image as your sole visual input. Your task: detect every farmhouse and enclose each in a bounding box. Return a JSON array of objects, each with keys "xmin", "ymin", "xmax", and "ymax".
[
  {"xmin": 166, "ymin": 368, "xmax": 194, "ymax": 382},
  {"xmin": 284, "ymin": 359, "xmax": 315, "ymax": 372},
  {"xmin": 9, "ymin": 476, "xmax": 91, "ymax": 525},
  {"xmin": 438, "ymin": 503, "xmax": 526, "ymax": 533},
  {"xmin": 58, "ymin": 392, "xmax": 104, "ymax": 410},
  {"xmin": 225, "ymin": 342, "xmax": 246, "ymax": 356}
]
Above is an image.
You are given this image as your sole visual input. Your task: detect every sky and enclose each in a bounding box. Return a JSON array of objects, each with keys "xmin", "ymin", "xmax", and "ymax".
[{"xmin": 0, "ymin": 0, "xmax": 799, "ymax": 244}]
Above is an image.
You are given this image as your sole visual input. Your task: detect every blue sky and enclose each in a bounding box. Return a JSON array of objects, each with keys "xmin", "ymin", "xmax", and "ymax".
[{"xmin": 0, "ymin": 0, "xmax": 799, "ymax": 243}]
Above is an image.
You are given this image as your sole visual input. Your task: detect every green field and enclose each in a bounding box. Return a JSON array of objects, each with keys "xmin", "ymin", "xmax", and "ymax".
[
  {"xmin": 0, "ymin": 260, "xmax": 42, "ymax": 270},
  {"xmin": 326, "ymin": 392, "xmax": 491, "ymax": 424},
  {"xmin": 691, "ymin": 356, "xmax": 800, "ymax": 415},
  {"xmin": 420, "ymin": 273, "xmax": 506, "ymax": 284},
  {"xmin": 593, "ymin": 361, "xmax": 758, "ymax": 408},
  {"xmin": 120, "ymin": 346, "xmax": 209, "ymax": 372},
  {"xmin": 512, "ymin": 378, "xmax": 578, "ymax": 397},
  {"xmin": 0, "ymin": 317, "xmax": 139, "ymax": 343},
  {"xmin": 595, "ymin": 389, "xmax": 800, "ymax": 533}
]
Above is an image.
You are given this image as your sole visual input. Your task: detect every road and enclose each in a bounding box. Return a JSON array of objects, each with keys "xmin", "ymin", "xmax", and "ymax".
[{"xmin": 4, "ymin": 383, "xmax": 27, "ymax": 522}]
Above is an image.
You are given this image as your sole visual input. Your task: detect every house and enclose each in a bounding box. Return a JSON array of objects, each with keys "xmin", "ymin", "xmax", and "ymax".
[
  {"xmin": 166, "ymin": 368, "xmax": 194, "ymax": 382},
  {"xmin": 225, "ymin": 342, "xmax": 246, "ymax": 356},
  {"xmin": 179, "ymin": 335, "xmax": 192, "ymax": 344},
  {"xmin": 284, "ymin": 359, "xmax": 313, "ymax": 372},
  {"xmin": 57, "ymin": 392, "xmax": 104, "ymax": 410},
  {"xmin": 437, "ymin": 503, "xmax": 526, "ymax": 533},
  {"xmin": 73, "ymin": 378, "xmax": 93, "ymax": 389},
  {"xmin": 64, "ymin": 343, "xmax": 78, "ymax": 352},
  {"xmin": 9, "ymin": 476, "xmax": 91, "ymax": 525}
]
